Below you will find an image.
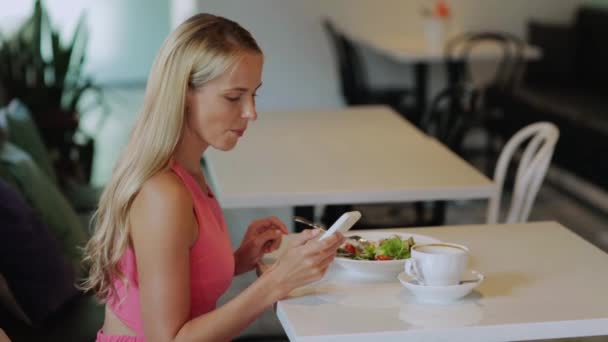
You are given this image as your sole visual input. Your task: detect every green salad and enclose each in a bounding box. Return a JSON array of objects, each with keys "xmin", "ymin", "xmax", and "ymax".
[{"xmin": 337, "ymin": 235, "xmax": 415, "ymax": 261}]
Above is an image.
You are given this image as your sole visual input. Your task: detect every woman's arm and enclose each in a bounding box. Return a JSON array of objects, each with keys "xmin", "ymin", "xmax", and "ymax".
[
  {"xmin": 177, "ymin": 229, "xmax": 342, "ymax": 342},
  {"xmin": 175, "ymin": 269, "xmax": 280, "ymax": 342},
  {"xmin": 130, "ymin": 171, "xmax": 342, "ymax": 342},
  {"xmin": 130, "ymin": 171, "xmax": 197, "ymax": 341}
]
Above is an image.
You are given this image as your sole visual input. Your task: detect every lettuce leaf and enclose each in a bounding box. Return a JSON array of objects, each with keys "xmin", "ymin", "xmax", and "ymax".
[
  {"xmin": 377, "ymin": 236, "xmax": 411, "ymax": 259},
  {"xmin": 357, "ymin": 244, "xmax": 377, "ymax": 260}
]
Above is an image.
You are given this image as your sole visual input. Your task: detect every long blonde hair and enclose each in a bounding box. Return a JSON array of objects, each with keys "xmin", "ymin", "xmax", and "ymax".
[{"xmin": 81, "ymin": 13, "xmax": 261, "ymax": 301}]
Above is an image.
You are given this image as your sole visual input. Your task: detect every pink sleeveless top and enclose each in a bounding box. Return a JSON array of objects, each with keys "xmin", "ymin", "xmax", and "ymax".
[{"xmin": 105, "ymin": 160, "xmax": 235, "ymax": 337}]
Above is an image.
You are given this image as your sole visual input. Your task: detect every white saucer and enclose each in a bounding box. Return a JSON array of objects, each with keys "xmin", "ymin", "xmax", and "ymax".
[{"xmin": 398, "ymin": 270, "xmax": 484, "ymax": 303}]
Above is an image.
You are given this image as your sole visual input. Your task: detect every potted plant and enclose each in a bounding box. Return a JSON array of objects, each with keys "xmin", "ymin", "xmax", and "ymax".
[{"xmin": 0, "ymin": 0, "xmax": 102, "ymax": 184}]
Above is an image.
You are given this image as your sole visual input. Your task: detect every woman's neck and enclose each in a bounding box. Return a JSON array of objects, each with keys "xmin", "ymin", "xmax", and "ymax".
[{"xmin": 173, "ymin": 126, "xmax": 208, "ymax": 178}]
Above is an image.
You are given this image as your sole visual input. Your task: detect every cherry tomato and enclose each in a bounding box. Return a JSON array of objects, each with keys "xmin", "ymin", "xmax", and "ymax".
[
  {"xmin": 344, "ymin": 243, "xmax": 356, "ymax": 255},
  {"xmin": 375, "ymin": 255, "xmax": 393, "ymax": 261}
]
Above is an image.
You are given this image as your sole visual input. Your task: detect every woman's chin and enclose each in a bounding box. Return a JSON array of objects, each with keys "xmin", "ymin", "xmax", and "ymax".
[{"xmin": 213, "ymin": 140, "xmax": 238, "ymax": 152}]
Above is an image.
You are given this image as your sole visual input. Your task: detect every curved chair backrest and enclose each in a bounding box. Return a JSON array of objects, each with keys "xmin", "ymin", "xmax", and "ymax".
[
  {"xmin": 321, "ymin": 18, "xmax": 368, "ymax": 105},
  {"xmin": 445, "ymin": 32, "xmax": 525, "ymax": 91},
  {"xmin": 487, "ymin": 122, "xmax": 559, "ymax": 224},
  {"xmin": 420, "ymin": 83, "xmax": 481, "ymax": 156}
]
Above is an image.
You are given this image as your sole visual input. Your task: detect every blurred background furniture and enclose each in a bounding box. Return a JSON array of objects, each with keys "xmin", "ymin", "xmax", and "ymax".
[
  {"xmin": 487, "ymin": 122, "xmax": 559, "ymax": 224},
  {"xmin": 420, "ymin": 83, "xmax": 481, "ymax": 163},
  {"xmin": 414, "ymin": 82, "xmax": 482, "ymax": 226},
  {"xmin": 337, "ymin": 25, "xmax": 541, "ymax": 128},
  {"xmin": 203, "ymin": 106, "xmax": 495, "ymax": 231},
  {"xmin": 0, "ymin": 95, "xmax": 103, "ymax": 342},
  {"xmin": 0, "ymin": 4, "xmax": 104, "ymax": 337},
  {"xmin": 444, "ymin": 32, "xmax": 526, "ymax": 91},
  {"xmin": 499, "ymin": 6, "xmax": 608, "ymax": 193},
  {"xmin": 443, "ymin": 31, "xmax": 527, "ymax": 175},
  {"xmin": 322, "ymin": 18, "xmax": 416, "ymax": 120},
  {"xmin": 322, "ymin": 18, "xmax": 419, "ymax": 228}
]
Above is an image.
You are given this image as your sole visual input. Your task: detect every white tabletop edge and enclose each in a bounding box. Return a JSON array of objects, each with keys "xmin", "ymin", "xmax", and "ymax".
[
  {"xmin": 213, "ymin": 184, "xmax": 497, "ymax": 208},
  {"xmin": 277, "ymin": 313, "xmax": 608, "ymax": 342},
  {"xmin": 276, "ymin": 304, "xmax": 299, "ymax": 342}
]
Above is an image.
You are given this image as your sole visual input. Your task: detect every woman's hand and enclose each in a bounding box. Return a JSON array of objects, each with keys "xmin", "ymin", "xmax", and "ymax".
[
  {"xmin": 234, "ymin": 216, "xmax": 289, "ymax": 275},
  {"xmin": 263, "ymin": 229, "xmax": 345, "ymax": 299}
]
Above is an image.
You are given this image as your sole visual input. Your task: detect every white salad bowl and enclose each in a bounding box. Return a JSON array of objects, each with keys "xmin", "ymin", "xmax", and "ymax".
[{"xmin": 334, "ymin": 232, "xmax": 440, "ymax": 278}]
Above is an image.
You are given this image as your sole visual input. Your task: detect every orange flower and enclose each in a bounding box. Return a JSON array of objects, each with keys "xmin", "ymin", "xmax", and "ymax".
[{"xmin": 435, "ymin": 0, "xmax": 450, "ymax": 19}]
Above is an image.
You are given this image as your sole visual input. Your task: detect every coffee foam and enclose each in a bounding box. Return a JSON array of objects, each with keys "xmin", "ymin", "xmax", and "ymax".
[{"xmin": 414, "ymin": 243, "xmax": 467, "ymax": 255}]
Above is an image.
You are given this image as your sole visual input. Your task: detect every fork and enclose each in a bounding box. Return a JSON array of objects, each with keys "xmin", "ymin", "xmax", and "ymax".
[{"xmin": 293, "ymin": 216, "xmax": 327, "ymax": 231}]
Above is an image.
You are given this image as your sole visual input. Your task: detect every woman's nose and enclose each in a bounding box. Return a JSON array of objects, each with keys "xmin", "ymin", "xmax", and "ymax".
[{"xmin": 242, "ymin": 100, "xmax": 257, "ymax": 121}]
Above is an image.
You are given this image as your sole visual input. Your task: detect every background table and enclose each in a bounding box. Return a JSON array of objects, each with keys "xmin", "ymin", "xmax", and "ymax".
[
  {"xmin": 204, "ymin": 105, "xmax": 494, "ymax": 224},
  {"xmin": 340, "ymin": 29, "xmax": 542, "ymax": 121}
]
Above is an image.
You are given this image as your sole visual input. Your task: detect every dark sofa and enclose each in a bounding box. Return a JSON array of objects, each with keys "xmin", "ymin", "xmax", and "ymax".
[
  {"xmin": 497, "ymin": 6, "xmax": 608, "ymax": 191},
  {"xmin": 0, "ymin": 100, "xmax": 104, "ymax": 341}
]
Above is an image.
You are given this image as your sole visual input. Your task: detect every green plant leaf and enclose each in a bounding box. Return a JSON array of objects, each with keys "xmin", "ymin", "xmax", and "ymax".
[
  {"xmin": 64, "ymin": 12, "xmax": 88, "ymax": 88},
  {"xmin": 0, "ymin": 0, "xmax": 96, "ymax": 120}
]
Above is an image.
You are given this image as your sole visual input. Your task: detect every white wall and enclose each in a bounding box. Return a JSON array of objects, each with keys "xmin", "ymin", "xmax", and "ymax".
[
  {"xmin": 171, "ymin": 0, "xmax": 197, "ymax": 29},
  {"xmin": 195, "ymin": 0, "xmax": 588, "ymax": 111},
  {"xmin": 0, "ymin": 0, "xmax": 590, "ymax": 103}
]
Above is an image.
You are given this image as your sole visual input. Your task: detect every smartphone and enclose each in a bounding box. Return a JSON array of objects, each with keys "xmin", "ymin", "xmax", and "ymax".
[{"xmin": 318, "ymin": 211, "xmax": 362, "ymax": 241}]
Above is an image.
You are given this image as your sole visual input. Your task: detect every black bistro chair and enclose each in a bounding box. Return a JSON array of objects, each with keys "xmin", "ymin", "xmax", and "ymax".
[
  {"xmin": 322, "ymin": 18, "xmax": 416, "ymax": 119},
  {"xmin": 444, "ymin": 32, "xmax": 526, "ymax": 174},
  {"xmin": 414, "ymin": 82, "xmax": 482, "ymax": 226}
]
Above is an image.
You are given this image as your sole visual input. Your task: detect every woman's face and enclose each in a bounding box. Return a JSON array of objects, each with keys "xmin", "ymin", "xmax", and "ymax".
[{"xmin": 186, "ymin": 52, "xmax": 263, "ymax": 151}]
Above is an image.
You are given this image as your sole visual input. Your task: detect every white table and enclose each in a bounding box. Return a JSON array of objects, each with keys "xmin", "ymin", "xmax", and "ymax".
[
  {"xmin": 339, "ymin": 28, "xmax": 542, "ymax": 123},
  {"xmin": 343, "ymin": 32, "xmax": 542, "ymax": 64},
  {"xmin": 205, "ymin": 106, "xmax": 494, "ymax": 209},
  {"xmin": 274, "ymin": 222, "xmax": 608, "ymax": 341}
]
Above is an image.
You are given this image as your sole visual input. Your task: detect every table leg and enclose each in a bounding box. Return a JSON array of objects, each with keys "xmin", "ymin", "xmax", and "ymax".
[
  {"xmin": 414, "ymin": 201, "xmax": 447, "ymax": 226},
  {"xmin": 430, "ymin": 201, "xmax": 447, "ymax": 226},
  {"xmin": 414, "ymin": 202, "xmax": 426, "ymax": 226},
  {"xmin": 414, "ymin": 62, "xmax": 429, "ymax": 126}
]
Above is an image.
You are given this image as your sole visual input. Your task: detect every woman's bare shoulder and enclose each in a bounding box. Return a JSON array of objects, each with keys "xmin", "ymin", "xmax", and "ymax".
[
  {"xmin": 130, "ymin": 170, "xmax": 195, "ymax": 245},
  {"xmin": 138, "ymin": 170, "xmax": 191, "ymax": 205}
]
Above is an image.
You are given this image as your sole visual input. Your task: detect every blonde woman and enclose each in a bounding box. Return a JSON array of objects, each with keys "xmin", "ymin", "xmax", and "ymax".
[{"xmin": 82, "ymin": 13, "xmax": 344, "ymax": 342}]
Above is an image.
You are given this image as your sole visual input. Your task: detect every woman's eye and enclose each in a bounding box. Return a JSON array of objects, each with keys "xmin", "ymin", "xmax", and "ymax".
[{"xmin": 225, "ymin": 96, "xmax": 240, "ymax": 102}]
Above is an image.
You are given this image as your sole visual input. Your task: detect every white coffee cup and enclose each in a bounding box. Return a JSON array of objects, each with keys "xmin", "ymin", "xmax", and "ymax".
[{"xmin": 404, "ymin": 243, "xmax": 469, "ymax": 286}]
